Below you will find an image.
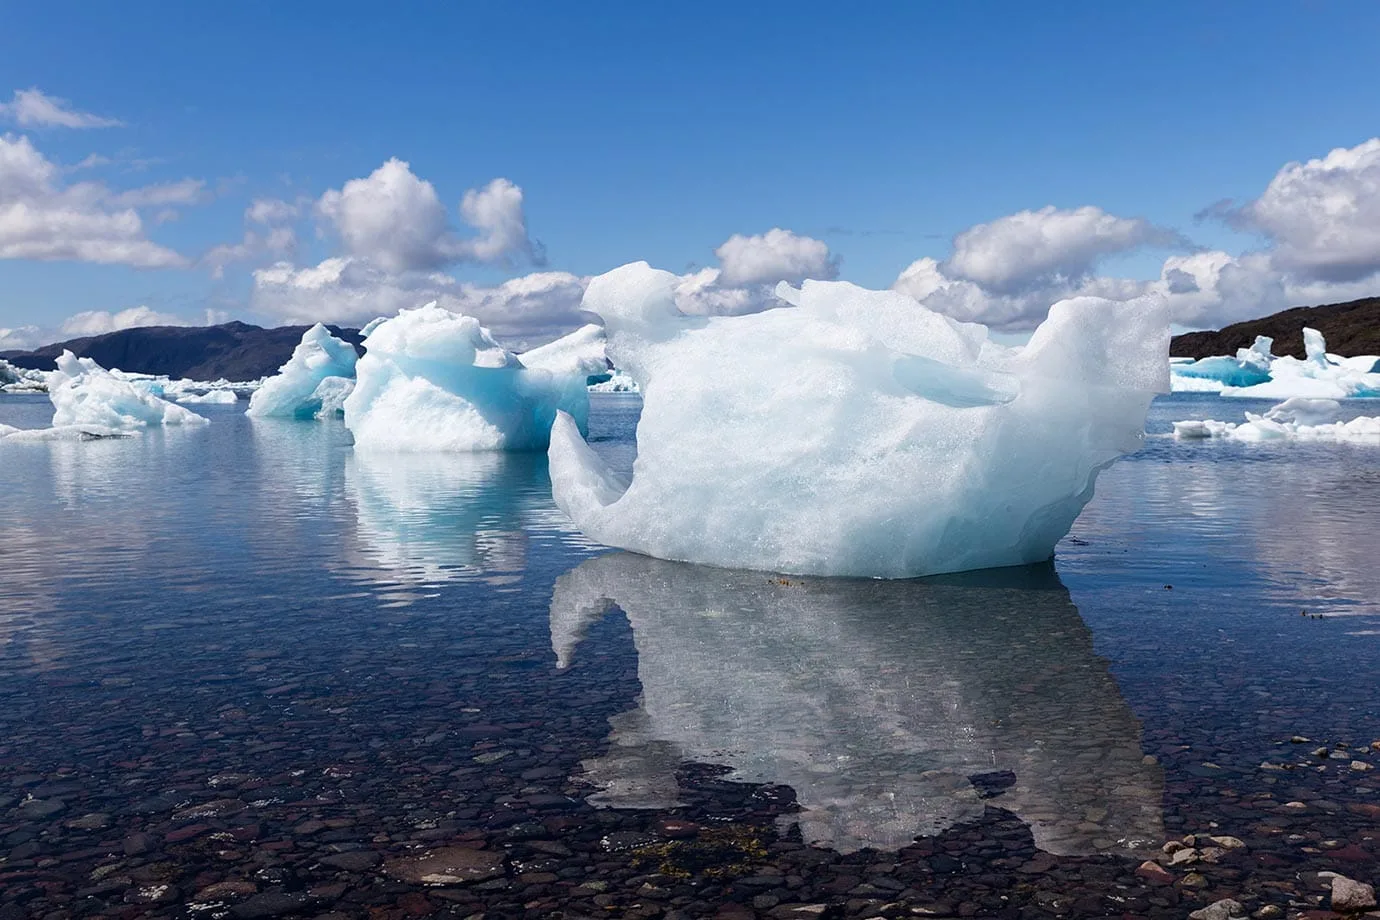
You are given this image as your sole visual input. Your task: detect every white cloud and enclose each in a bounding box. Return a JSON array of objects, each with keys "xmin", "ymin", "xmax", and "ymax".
[
  {"xmin": 202, "ymin": 198, "xmax": 300, "ymax": 277},
  {"xmin": 0, "ymin": 88, "xmax": 122, "ymax": 130},
  {"xmin": 251, "ymin": 257, "xmax": 588, "ymax": 345},
  {"xmin": 456, "ymin": 178, "xmax": 541, "ymax": 264},
  {"xmin": 0, "ymin": 324, "xmax": 43, "ymax": 351},
  {"xmin": 315, "ymin": 159, "xmax": 539, "ymax": 273},
  {"xmin": 59, "ymin": 305, "xmax": 199, "ymax": 337},
  {"xmin": 1233, "ymin": 138, "xmax": 1380, "ymax": 283},
  {"xmin": 0, "ymin": 133, "xmax": 189, "ymax": 267},
  {"xmin": 944, "ymin": 206, "xmax": 1179, "ymax": 292},
  {"xmin": 713, "ymin": 228, "xmax": 838, "ymax": 286},
  {"xmin": 110, "ymin": 178, "xmax": 206, "ymax": 208}
]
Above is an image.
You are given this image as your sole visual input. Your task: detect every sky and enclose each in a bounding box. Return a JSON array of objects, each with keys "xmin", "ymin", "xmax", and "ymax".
[{"xmin": 2, "ymin": 0, "xmax": 1379, "ymax": 350}]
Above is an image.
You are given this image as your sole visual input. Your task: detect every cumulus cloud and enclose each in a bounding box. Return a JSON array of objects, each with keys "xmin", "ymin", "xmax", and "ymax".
[
  {"xmin": 1230, "ymin": 138, "xmax": 1380, "ymax": 283},
  {"xmin": 202, "ymin": 197, "xmax": 300, "ymax": 277},
  {"xmin": 714, "ymin": 228, "xmax": 838, "ymax": 286},
  {"xmin": 944, "ymin": 206, "xmax": 1182, "ymax": 292},
  {"xmin": 58, "ymin": 305, "xmax": 228, "ymax": 337},
  {"xmin": 251, "ymin": 257, "xmax": 588, "ymax": 346},
  {"xmin": 0, "ymin": 88, "xmax": 122, "ymax": 130},
  {"xmin": 0, "ymin": 324, "xmax": 43, "ymax": 351},
  {"xmin": 0, "ymin": 133, "xmax": 190, "ymax": 267},
  {"xmin": 315, "ymin": 159, "xmax": 540, "ymax": 273}
]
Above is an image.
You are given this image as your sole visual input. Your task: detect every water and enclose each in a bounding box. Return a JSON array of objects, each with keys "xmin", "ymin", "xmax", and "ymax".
[{"xmin": 2, "ymin": 391, "xmax": 1379, "ymax": 919}]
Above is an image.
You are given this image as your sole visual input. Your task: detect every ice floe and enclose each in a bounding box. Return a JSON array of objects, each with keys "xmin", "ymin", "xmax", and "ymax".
[
  {"xmin": 1172, "ymin": 396, "xmax": 1380, "ymax": 442},
  {"xmin": 49, "ymin": 351, "xmax": 208, "ymax": 431},
  {"xmin": 343, "ymin": 303, "xmax": 605, "ymax": 452},
  {"xmin": 551, "ymin": 553, "xmax": 1164, "ymax": 854},
  {"xmin": 247, "ymin": 323, "xmax": 358, "ymax": 419},
  {"xmin": 1171, "ymin": 328, "xmax": 1380, "ymax": 399},
  {"xmin": 549, "ymin": 262, "xmax": 1168, "ymax": 578}
]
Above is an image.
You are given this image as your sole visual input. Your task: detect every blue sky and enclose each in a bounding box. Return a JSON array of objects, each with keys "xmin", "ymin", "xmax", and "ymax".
[{"xmin": 2, "ymin": 0, "xmax": 1380, "ymax": 347}]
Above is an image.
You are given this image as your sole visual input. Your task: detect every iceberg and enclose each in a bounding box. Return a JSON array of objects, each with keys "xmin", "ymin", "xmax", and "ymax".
[
  {"xmin": 1172, "ymin": 397, "xmax": 1380, "ymax": 442},
  {"xmin": 548, "ymin": 263, "xmax": 1168, "ymax": 578},
  {"xmin": 1172, "ymin": 327, "xmax": 1380, "ymax": 400},
  {"xmin": 0, "ymin": 359, "xmax": 48, "ymax": 393},
  {"xmin": 552, "ymin": 553, "xmax": 1164, "ymax": 855},
  {"xmin": 1169, "ymin": 336, "xmax": 1274, "ymax": 392},
  {"xmin": 177, "ymin": 389, "xmax": 239, "ymax": 405},
  {"xmin": 45, "ymin": 351, "xmax": 208, "ymax": 431},
  {"xmin": 343, "ymin": 303, "xmax": 605, "ymax": 452},
  {"xmin": 246, "ymin": 323, "xmax": 358, "ymax": 419},
  {"xmin": 587, "ymin": 368, "xmax": 640, "ymax": 393}
]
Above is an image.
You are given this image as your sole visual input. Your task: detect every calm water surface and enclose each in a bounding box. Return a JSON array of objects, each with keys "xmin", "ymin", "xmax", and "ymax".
[{"xmin": 1, "ymin": 391, "xmax": 1378, "ymax": 919}]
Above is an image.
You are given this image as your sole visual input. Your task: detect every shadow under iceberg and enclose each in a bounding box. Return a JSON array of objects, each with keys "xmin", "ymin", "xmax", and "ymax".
[{"xmin": 551, "ymin": 553, "xmax": 1164, "ymax": 856}]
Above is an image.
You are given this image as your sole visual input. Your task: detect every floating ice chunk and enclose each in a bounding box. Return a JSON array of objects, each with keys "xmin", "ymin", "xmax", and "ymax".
[
  {"xmin": 1170, "ymin": 336, "xmax": 1274, "ymax": 391},
  {"xmin": 549, "ymin": 262, "xmax": 1168, "ymax": 578},
  {"xmin": 1173, "ymin": 398, "xmax": 1379, "ymax": 443},
  {"xmin": 1264, "ymin": 397, "xmax": 1342, "ymax": 426},
  {"xmin": 515, "ymin": 323, "xmax": 608, "ymax": 379},
  {"xmin": 551, "ymin": 553, "xmax": 1164, "ymax": 854},
  {"xmin": 1221, "ymin": 328, "xmax": 1380, "ymax": 400},
  {"xmin": 310, "ymin": 376, "xmax": 355, "ymax": 418},
  {"xmin": 247, "ymin": 323, "xmax": 359, "ymax": 419},
  {"xmin": 0, "ymin": 424, "xmax": 130, "ymax": 441},
  {"xmin": 343, "ymin": 303, "xmax": 603, "ymax": 452},
  {"xmin": 45, "ymin": 351, "xmax": 208, "ymax": 431},
  {"xmin": 587, "ymin": 369, "xmax": 640, "ymax": 393},
  {"xmin": 176, "ymin": 389, "xmax": 239, "ymax": 405}
]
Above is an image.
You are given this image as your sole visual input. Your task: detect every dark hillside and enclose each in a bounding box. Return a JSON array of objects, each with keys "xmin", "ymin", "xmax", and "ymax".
[
  {"xmin": 0, "ymin": 322, "xmax": 364, "ymax": 380},
  {"xmin": 1171, "ymin": 296, "xmax": 1380, "ymax": 359}
]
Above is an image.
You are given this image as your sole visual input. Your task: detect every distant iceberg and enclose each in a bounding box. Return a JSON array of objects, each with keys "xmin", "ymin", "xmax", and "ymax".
[
  {"xmin": 0, "ymin": 358, "xmax": 48, "ymax": 393},
  {"xmin": 51, "ymin": 351, "xmax": 208, "ymax": 430},
  {"xmin": 1172, "ymin": 396, "xmax": 1380, "ymax": 442},
  {"xmin": 552, "ymin": 553, "xmax": 1164, "ymax": 854},
  {"xmin": 344, "ymin": 303, "xmax": 605, "ymax": 452},
  {"xmin": 587, "ymin": 369, "xmax": 640, "ymax": 393},
  {"xmin": 177, "ymin": 389, "xmax": 239, "ymax": 405},
  {"xmin": 549, "ymin": 262, "xmax": 1168, "ymax": 578},
  {"xmin": 247, "ymin": 323, "xmax": 358, "ymax": 419},
  {"xmin": 1171, "ymin": 328, "xmax": 1380, "ymax": 399},
  {"xmin": 1170, "ymin": 336, "xmax": 1274, "ymax": 391}
]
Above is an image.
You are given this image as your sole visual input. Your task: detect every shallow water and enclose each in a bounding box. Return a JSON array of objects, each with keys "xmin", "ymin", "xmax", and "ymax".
[{"xmin": 2, "ymin": 391, "xmax": 1379, "ymax": 919}]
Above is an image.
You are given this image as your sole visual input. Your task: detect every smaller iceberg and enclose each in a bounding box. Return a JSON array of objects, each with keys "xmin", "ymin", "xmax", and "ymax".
[
  {"xmin": 0, "ymin": 359, "xmax": 48, "ymax": 393},
  {"xmin": 343, "ymin": 303, "xmax": 605, "ymax": 452},
  {"xmin": 1172, "ymin": 327, "xmax": 1380, "ymax": 399},
  {"xmin": 1170, "ymin": 336, "xmax": 1274, "ymax": 392},
  {"xmin": 247, "ymin": 323, "xmax": 358, "ymax": 419},
  {"xmin": 47, "ymin": 351, "xmax": 209, "ymax": 431},
  {"xmin": 587, "ymin": 369, "xmax": 640, "ymax": 393},
  {"xmin": 1172, "ymin": 397, "xmax": 1380, "ymax": 443},
  {"xmin": 177, "ymin": 389, "xmax": 239, "ymax": 405}
]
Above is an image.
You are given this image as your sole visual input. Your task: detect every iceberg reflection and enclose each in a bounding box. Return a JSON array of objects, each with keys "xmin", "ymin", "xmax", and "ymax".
[
  {"xmin": 551, "ymin": 553, "xmax": 1163, "ymax": 855},
  {"xmin": 343, "ymin": 451, "xmax": 548, "ymax": 594}
]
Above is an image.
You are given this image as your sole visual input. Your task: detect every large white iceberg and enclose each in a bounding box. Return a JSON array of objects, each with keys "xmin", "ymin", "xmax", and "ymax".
[
  {"xmin": 247, "ymin": 323, "xmax": 358, "ymax": 419},
  {"xmin": 1172, "ymin": 396, "xmax": 1380, "ymax": 443},
  {"xmin": 552, "ymin": 554, "xmax": 1164, "ymax": 855},
  {"xmin": 45, "ymin": 351, "xmax": 208, "ymax": 431},
  {"xmin": 343, "ymin": 303, "xmax": 605, "ymax": 452},
  {"xmin": 548, "ymin": 263, "xmax": 1168, "ymax": 578}
]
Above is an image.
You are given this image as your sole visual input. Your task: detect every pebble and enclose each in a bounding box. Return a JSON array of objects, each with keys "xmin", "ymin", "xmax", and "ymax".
[
  {"xmin": 1331, "ymin": 875, "xmax": 1377, "ymax": 911},
  {"xmin": 1189, "ymin": 898, "xmax": 1248, "ymax": 920}
]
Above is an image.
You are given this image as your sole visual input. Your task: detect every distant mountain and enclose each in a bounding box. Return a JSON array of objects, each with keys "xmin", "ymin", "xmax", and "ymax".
[
  {"xmin": 1171, "ymin": 296, "xmax": 1380, "ymax": 360},
  {"xmin": 0, "ymin": 321, "xmax": 364, "ymax": 381}
]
